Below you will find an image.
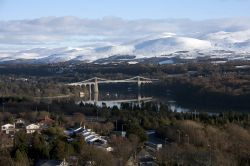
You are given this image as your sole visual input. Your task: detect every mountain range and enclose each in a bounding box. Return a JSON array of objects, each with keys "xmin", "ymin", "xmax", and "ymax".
[{"xmin": 1, "ymin": 30, "xmax": 250, "ymax": 64}]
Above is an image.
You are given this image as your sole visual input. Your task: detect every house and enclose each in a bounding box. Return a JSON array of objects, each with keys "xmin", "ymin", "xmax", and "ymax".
[
  {"xmin": 64, "ymin": 126, "xmax": 108, "ymax": 145},
  {"xmin": 81, "ymin": 129, "xmax": 107, "ymax": 144},
  {"xmin": 39, "ymin": 115, "xmax": 55, "ymax": 129},
  {"xmin": 1, "ymin": 124, "xmax": 15, "ymax": 134},
  {"xmin": 26, "ymin": 124, "xmax": 40, "ymax": 134},
  {"xmin": 64, "ymin": 126, "xmax": 85, "ymax": 136},
  {"xmin": 35, "ymin": 160, "xmax": 68, "ymax": 166}
]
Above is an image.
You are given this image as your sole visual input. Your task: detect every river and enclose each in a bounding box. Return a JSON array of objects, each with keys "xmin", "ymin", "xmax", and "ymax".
[{"xmin": 75, "ymin": 84, "xmax": 191, "ymax": 113}]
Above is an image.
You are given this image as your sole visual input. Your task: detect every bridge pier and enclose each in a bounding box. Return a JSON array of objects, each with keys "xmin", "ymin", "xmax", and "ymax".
[{"xmin": 89, "ymin": 84, "xmax": 92, "ymax": 101}]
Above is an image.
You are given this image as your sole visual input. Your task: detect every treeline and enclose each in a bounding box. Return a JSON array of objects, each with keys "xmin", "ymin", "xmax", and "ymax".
[
  {"xmin": 0, "ymin": 76, "xmax": 86, "ymax": 98},
  {"xmin": 1, "ymin": 61, "xmax": 250, "ymax": 110}
]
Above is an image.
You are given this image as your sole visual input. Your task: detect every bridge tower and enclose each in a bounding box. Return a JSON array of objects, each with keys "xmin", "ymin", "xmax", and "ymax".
[
  {"xmin": 137, "ymin": 76, "xmax": 141, "ymax": 100},
  {"xmin": 137, "ymin": 76, "xmax": 141, "ymax": 88},
  {"xmin": 94, "ymin": 77, "xmax": 99, "ymax": 102}
]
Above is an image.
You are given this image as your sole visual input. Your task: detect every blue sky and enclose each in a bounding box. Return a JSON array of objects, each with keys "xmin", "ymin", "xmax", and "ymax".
[{"xmin": 0, "ymin": 0, "xmax": 249, "ymax": 20}]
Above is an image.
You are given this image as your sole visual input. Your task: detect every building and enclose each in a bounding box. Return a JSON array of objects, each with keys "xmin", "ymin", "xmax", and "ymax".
[
  {"xmin": 64, "ymin": 126, "xmax": 108, "ymax": 144},
  {"xmin": 26, "ymin": 124, "xmax": 40, "ymax": 134},
  {"xmin": 144, "ymin": 142, "xmax": 162, "ymax": 151},
  {"xmin": 1, "ymin": 124, "xmax": 15, "ymax": 134},
  {"xmin": 81, "ymin": 129, "xmax": 107, "ymax": 144},
  {"xmin": 38, "ymin": 115, "xmax": 55, "ymax": 129}
]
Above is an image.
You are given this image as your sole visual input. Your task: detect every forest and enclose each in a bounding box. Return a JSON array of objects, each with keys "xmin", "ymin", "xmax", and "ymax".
[
  {"xmin": 1, "ymin": 100, "xmax": 250, "ymax": 165},
  {"xmin": 0, "ymin": 61, "xmax": 250, "ymax": 165}
]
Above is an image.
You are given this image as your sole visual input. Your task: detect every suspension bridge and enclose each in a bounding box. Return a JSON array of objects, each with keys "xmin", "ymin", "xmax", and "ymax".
[{"xmin": 67, "ymin": 76, "xmax": 158, "ymax": 102}]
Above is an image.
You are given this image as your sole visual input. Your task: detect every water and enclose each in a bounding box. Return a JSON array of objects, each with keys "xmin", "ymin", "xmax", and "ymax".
[
  {"xmin": 74, "ymin": 83, "xmax": 249, "ymax": 113},
  {"xmin": 167, "ymin": 100, "xmax": 189, "ymax": 112},
  {"xmin": 76, "ymin": 87, "xmax": 249, "ymax": 113},
  {"xmin": 76, "ymin": 85, "xmax": 190, "ymax": 112},
  {"xmin": 76, "ymin": 93, "xmax": 154, "ymax": 109}
]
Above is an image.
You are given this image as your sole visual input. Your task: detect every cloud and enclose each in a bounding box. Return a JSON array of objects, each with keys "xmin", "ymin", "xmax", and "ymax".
[{"xmin": 1, "ymin": 16, "xmax": 250, "ymax": 51}]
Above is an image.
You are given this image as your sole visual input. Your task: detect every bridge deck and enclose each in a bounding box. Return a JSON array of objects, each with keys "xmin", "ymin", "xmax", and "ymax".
[
  {"xmin": 67, "ymin": 76, "xmax": 158, "ymax": 86},
  {"xmin": 76, "ymin": 97, "xmax": 153, "ymax": 104}
]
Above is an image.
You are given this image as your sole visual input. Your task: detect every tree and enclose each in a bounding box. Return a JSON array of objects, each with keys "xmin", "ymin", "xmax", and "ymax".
[
  {"xmin": 50, "ymin": 140, "xmax": 67, "ymax": 159},
  {"xmin": 80, "ymin": 146, "xmax": 115, "ymax": 166},
  {"xmin": 72, "ymin": 112, "xmax": 86, "ymax": 125},
  {"xmin": 30, "ymin": 133, "xmax": 49, "ymax": 160},
  {"xmin": 14, "ymin": 149, "xmax": 29, "ymax": 166},
  {"xmin": 110, "ymin": 135, "xmax": 133, "ymax": 164},
  {"xmin": 14, "ymin": 132, "xmax": 29, "ymax": 154},
  {"xmin": 0, "ymin": 156, "xmax": 14, "ymax": 166},
  {"xmin": 0, "ymin": 150, "xmax": 14, "ymax": 166},
  {"xmin": 127, "ymin": 122, "xmax": 147, "ymax": 142},
  {"xmin": 72, "ymin": 136, "xmax": 86, "ymax": 154},
  {"xmin": 102, "ymin": 122, "xmax": 114, "ymax": 135}
]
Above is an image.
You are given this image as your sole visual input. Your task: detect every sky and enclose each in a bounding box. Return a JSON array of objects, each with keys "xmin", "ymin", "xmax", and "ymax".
[
  {"xmin": 0, "ymin": 0, "xmax": 250, "ymax": 20},
  {"xmin": 0, "ymin": 0, "xmax": 250, "ymax": 52}
]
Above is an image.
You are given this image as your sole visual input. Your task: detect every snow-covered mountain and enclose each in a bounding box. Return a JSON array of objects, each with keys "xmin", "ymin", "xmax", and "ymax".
[
  {"xmin": 204, "ymin": 30, "xmax": 250, "ymax": 51},
  {"xmin": 1, "ymin": 30, "xmax": 250, "ymax": 64}
]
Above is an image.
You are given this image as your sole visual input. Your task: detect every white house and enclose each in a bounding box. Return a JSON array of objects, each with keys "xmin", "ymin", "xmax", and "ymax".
[
  {"xmin": 26, "ymin": 124, "xmax": 40, "ymax": 134},
  {"xmin": 1, "ymin": 124, "xmax": 15, "ymax": 134}
]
